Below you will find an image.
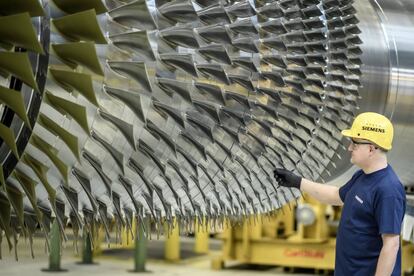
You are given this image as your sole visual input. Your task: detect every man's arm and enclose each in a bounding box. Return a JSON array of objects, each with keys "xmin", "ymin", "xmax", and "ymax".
[
  {"xmin": 375, "ymin": 234, "xmax": 400, "ymax": 276},
  {"xmin": 301, "ymin": 179, "xmax": 343, "ymax": 206},
  {"xmin": 273, "ymin": 168, "xmax": 344, "ymax": 206}
]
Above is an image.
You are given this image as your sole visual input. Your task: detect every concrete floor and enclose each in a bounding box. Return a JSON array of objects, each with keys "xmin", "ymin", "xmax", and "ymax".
[{"xmin": 0, "ymin": 235, "xmax": 316, "ymax": 276}]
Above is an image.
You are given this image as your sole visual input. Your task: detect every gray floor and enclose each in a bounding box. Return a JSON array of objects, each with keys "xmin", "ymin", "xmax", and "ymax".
[{"xmin": 0, "ymin": 235, "xmax": 316, "ymax": 276}]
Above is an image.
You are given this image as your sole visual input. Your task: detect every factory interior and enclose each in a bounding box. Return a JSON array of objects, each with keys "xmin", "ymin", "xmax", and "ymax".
[{"xmin": 0, "ymin": 0, "xmax": 414, "ymax": 275}]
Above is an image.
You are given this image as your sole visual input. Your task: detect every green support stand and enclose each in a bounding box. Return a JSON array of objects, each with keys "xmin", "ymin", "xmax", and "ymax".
[
  {"xmin": 78, "ymin": 232, "xmax": 97, "ymax": 265},
  {"xmin": 42, "ymin": 219, "xmax": 67, "ymax": 272},
  {"xmin": 131, "ymin": 217, "xmax": 149, "ymax": 273}
]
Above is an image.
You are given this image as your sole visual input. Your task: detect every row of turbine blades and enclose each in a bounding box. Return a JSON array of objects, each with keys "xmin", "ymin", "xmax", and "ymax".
[{"xmin": 0, "ymin": 0, "xmax": 361, "ymax": 259}]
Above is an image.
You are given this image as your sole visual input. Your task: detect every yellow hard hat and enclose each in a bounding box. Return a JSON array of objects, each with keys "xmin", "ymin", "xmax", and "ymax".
[{"xmin": 341, "ymin": 112, "xmax": 394, "ymax": 150}]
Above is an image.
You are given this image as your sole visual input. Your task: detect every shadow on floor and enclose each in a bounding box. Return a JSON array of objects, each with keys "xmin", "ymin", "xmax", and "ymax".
[{"xmin": 222, "ymin": 263, "xmax": 334, "ymax": 275}]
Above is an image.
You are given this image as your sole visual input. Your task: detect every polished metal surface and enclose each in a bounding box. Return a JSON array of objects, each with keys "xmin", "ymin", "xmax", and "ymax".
[
  {"xmin": 372, "ymin": 0, "xmax": 414, "ymax": 185},
  {"xmin": 331, "ymin": 0, "xmax": 414, "ymax": 185}
]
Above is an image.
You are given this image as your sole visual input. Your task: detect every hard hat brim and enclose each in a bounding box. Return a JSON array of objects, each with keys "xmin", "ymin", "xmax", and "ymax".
[
  {"xmin": 341, "ymin": 129, "xmax": 392, "ymax": 150},
  {"xmin": 341, "ymin": 129, "xmax": 353, "ymax": 138}
]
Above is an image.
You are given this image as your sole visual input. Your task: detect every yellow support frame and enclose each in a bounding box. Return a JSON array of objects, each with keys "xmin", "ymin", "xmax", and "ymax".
[
  {"xmin": 213, "ymin": 198, "xmax": 414, "ymax": 274},
  {"xmin": 165, "ymin": 219, "xmax": 180, "ymax": 262},
  {"xmin": 194, "ymin": 218, "xmax": 209, "ymax": 254}
]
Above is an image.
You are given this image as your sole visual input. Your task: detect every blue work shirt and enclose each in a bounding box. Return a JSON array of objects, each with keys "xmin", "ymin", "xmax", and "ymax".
[{"xmin": 335, "ymin": 165, "xmax": 405, "ymax": 276}]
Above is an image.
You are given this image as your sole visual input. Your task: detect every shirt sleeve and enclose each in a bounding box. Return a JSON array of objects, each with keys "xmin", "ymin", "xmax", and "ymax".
[
  {"xmin": 374, "ymin": 195, "xmax": 405, "ymax": 235},
  {"xmin": 339, "ymin": 171, "xmax": 361, "ymax": 203}
]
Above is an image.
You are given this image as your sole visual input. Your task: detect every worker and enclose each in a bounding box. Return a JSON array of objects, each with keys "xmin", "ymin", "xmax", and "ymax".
[{"xmin": 273, "ymin": 112, "xmax": 405, "ymax": 276}]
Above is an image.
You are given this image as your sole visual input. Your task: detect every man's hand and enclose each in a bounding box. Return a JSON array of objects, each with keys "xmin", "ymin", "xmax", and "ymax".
[{"xmin": 274, "ymin": 168, "xmax": 302, "ymax": 189}]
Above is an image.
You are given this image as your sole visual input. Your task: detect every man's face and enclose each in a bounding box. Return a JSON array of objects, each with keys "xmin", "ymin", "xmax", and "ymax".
[{"xmin": 348, "ymin": 138, "xmax": 376, "ymax": 166}]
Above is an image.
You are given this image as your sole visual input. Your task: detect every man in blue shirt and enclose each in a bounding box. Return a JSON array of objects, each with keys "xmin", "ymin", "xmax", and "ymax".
[{"xmin": 274, "ymin": 112, "xmax": 406, "ymax": 276}]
